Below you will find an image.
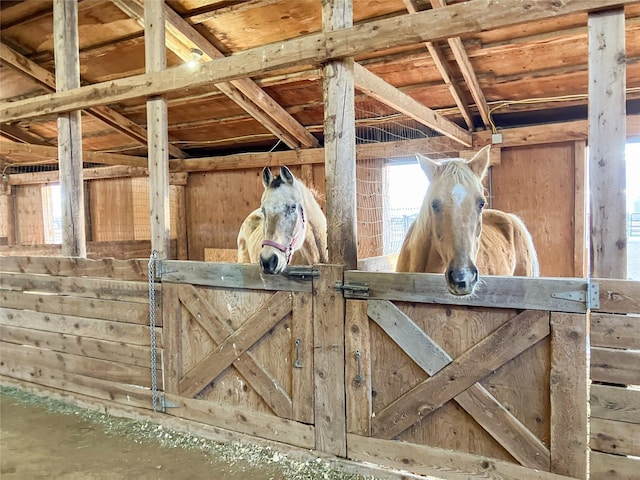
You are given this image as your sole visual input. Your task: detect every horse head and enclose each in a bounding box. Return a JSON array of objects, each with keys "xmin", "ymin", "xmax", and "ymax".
[
  {"xmin": 259, "ymin": 166, "xmax": 307, "ymax": 274},
  {"xmin": 418, "ymin": 145, "xmax": 491, "ymax": 295}
]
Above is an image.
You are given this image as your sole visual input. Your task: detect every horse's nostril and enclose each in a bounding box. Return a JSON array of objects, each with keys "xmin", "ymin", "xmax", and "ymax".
[{"xmin": 260, "ymin": 255, "xmax": 278, "ymax": 274}]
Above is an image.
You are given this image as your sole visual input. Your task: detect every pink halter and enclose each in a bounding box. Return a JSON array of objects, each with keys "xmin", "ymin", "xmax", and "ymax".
[{"xmin": 261, "ymin": 206, "xmax": 306, "ymax": 265}]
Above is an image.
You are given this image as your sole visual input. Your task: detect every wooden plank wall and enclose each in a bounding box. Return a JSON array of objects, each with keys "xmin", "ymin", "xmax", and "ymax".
[
  {"xmin": 492, "ymin": 142, "xmax": 585, "ymax": 278},
  {"xmin": 589, "ymin": 279, "xmax": 640, "ymax": 480},
  {"xmin": 0, "ymin": 256, "xmax": 160, "ymax": 412},
  {"xmin": 3, "ymin": 178, "xmax": 181, "ymax": 258}
]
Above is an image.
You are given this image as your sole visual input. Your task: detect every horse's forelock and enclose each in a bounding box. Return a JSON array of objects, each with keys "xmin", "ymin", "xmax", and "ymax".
[
  {"xmin": 439, "ymin": 160, "xmax": 483, "ymax": 188},
  {"xmin": 268, "ymin": 175, "xmax": 286, "ymax": 189}
]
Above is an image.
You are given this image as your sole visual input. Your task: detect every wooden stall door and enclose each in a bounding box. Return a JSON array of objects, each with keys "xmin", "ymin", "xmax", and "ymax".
[
  {"xmin": 160, "ymin": 261, "xmax": 316, "ymax": 450},
  {"xmin": 344, "ymin": 271, "xmax": 589, "ymax": 480}
]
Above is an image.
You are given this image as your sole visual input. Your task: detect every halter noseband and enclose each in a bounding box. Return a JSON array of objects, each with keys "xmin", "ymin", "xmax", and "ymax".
[{"xmin": 261, "ymin": 206, "xmax": 306, "ymax": 264}]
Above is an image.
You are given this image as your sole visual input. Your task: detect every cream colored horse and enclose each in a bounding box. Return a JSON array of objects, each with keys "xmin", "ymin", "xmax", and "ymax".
[
  {"xmin": 396, "ymin": 145, "xmax": 539, "ymax": 296},
  {"xmin": 237, "ymin": 166, "xmax": 328, "ymax": 274}
]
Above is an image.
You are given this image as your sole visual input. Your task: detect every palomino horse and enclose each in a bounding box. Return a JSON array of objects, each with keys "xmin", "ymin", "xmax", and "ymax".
[
  {"xmin": 396, "ymin": 145, "xmax": 539, "ymax": 296},
  {"xmin": 237, "ymin": 166, "xmax": 328, "ymax": 274}
]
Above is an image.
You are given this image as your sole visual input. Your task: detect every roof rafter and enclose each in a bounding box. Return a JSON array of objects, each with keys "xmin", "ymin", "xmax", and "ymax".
[
  {"xmin": 0, "ymin": 42, "xmax": 187, "ymax": 159},
  {"xmin": 112, "ymin": 0, "xmax": 319, "ymax": 149},
  {"xmin": 402, "ymin": 0, "xmax": 474, "ymax": 130},
  {"xmin": 353, "ymin": 62, "xmax": 472, "ymax": 146},
  {"xmin": 2, "ymin": 0, "xmax": 635, "ymax": 125},
  {"xmin": 429, "ymin": 0, "xmax": 491, "ymax": 128}
]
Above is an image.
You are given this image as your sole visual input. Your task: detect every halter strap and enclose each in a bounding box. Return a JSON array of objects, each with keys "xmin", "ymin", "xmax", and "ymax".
[{"xmin": 261, "ymin": 206, "xmax": 306, "ymax": 264}]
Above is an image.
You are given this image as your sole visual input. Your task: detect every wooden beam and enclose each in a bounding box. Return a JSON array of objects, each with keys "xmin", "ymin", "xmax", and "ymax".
[
  {"xmin": 401, "ymin": 0, "xmax": 474, "ymax": 130},
  {"xmin": 428, "ymin": 0, "xmax": 491, "ymax": 127},
  {"xmin": 0, "ymin": 123, "xmax": 50, "ymax": 145},
  {"xmin": 324, "ymin": 0, "xmax": 358, "ymax": 271},
  {"xmin": 588, "ymin": 8, "xmax": 627, "ymax": 278},
  {"xmin": 144, "ymin": 0, "xmax": 171, "ymax": 260},
  {"xmin": 353, "ymin": 62, "xmax": 472, "ymax": 147},
  {"xmin": 111, "ymin": 0, "xmax": 319, "ymax": 149},
  {"xmin": 2, "ymin": 0, "xmax": 636, "ymax": 122},
  {"xmin": 0, "ymin": 42, "xmax": 186, "ymax": 159},
  {"xmin": 0, "ymin": 141, "xmax": 148, "ymax": 167},
  {"xmin": 5, "ymin": 166, "xmax": 187, "ymax": 186},
  {"xmin": 54, "ymin": 0, "xmax": 86, "ymax": 258}
]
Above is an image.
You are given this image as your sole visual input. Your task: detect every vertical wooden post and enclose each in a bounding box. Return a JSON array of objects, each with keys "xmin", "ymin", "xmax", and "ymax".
[
  {"xmin": 588, "ymin": 9, "xmax": 627, "ymax": 278},
  {"xmin": 144, "ymin": 0, "xmax": 171, "ymax": 259},
  {"xmin": 174, "ymin": 185, "xmax": 188, "ymax": 260},
  {"xmin": 53, "ymin": 0, "xmax": 86, "ymax": 257},
  {"xmin": 323, "ymin": 0, "xmax": 357, "ymax": 269},
  {"xmin": 574, "ymin": 141, "xmax": 587, "ymax": 278},
  {"xmin": 313, "ymin": 264, "xmax": 346, "ymax": 457},
  {"xmin": 550, "ymin": 312, "xmax": 588, "ymax": 479},
  {"xmin": 162, "ymin": 282, "xmax": 182, "ymax": 396}
]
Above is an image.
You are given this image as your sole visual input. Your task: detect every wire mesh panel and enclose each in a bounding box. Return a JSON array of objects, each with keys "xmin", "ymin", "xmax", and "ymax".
[{"xmin": 354, "ymin": 99, "xmax": 457, "ymax": 260}]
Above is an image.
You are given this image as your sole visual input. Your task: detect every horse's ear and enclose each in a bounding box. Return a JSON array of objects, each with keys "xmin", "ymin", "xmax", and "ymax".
[
  {"xmin": 467, "ymin": 145, "xmax": 491, "ymax": 180},
  {"xmin": 280, "ymin": 166, "xmax": 295, "ymax": 185},
  {"xmin": 416, "ymin": 153, "xmax": 440, "ymax": 181},
  {"xmin": 262, "ymin": 167, "xmax": 273, "ymax": 188}
]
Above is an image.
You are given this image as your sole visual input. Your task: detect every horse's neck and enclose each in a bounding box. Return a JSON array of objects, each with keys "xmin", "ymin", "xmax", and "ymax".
[{"xmin": 297, "ymin": 182, "xmax": 328, "ymax": 263}]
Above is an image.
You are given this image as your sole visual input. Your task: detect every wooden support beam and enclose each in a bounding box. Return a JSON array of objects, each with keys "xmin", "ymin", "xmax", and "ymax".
[
  {"xmin": 0, "ymin": 42, "xmax": 186, "ymax": 159},
  {"xmin": 402, "ymin": 0, "xmax": 474, "ymax": 130},
  {"xmin": 323, "ymin": 0, "xmax": 358, "ymax": 271},
  {"xmin": 0, "ymin": 141, "xmax": 148, "ymax": 167},
  {"xmin": 5, "ymin": 166, "xmax": 187, "ymax": 186},
  {"xmin": 54, "ymin": 0, "xmax": 86, "ymax": 258},
  {"xmin": 353, "ymin": 63, "xmax": 472, "ymax": 147},
  {"xmin": 112, "ymin": 0, "xmax": 319, "ymax": 149},
  {"xmin": 144, "ymin": 0, "xmax": 171, "ymax": 259},
  {"xmin": 588, "ymin": 8, "xmax": 627, "ymax": 278},
  {"xmin": 0, "ymin": 123, "xmax": 50, "ymax": 145},
  {"xmin": 3, "ymin": 0, "xmax": 636, "ymax": 123},
  {"xmin": 428, "ymin": 0, "xmax": 491, "ymax": 128}
]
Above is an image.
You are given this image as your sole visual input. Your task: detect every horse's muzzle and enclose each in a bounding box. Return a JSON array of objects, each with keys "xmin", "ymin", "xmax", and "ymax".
[
  {"xmin": 446, "ymin": 266, "xmax": 478, "ymax": 296},
  {"xmin": 260, "ymin": 253, "xmax": 283, "ymax": 275}
]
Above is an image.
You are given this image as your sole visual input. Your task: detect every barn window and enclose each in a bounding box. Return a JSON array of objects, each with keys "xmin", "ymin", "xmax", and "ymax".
[
  {"xmin": 41, "ymin": 184, "xmax": 62, "ymax": 244},
  {"xmin": 627, "ymin": 142, "xmax": 640, "ymax": 280},
  {"xmin": 384, "ymin": 160, "xmax": 428, "ymax": 254}
]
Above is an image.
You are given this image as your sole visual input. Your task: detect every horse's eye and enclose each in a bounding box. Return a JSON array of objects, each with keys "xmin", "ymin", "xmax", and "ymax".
[
  {"xmin": 287, "ymin": 204, "xmax": 297, "ymax": 215},
  {"xmin": 431, "ymin": 200, "xmax": 441, "ymax": 213},
  {"xmin": 478, "ymin": 200, "xmax": 486, "ymax": 210}
]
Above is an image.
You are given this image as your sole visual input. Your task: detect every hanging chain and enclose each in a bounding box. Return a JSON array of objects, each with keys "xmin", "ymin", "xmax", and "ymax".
[{"xmin": 148, "ymin": 250, "xmax": 160, "ymax": 412}]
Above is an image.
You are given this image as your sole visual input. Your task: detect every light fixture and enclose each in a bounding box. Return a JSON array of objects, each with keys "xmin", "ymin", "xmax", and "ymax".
[{"xmin": 187, "ymin": 48, "xmax": 203, "ymax": 67}]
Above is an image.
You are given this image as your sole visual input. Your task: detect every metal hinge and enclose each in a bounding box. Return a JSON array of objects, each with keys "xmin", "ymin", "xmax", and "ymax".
[
  {"xmin": 551, "ymin": 282, "xmax": 600, "ymax": 309},
  {"xmin": 285, "ymin": 266, "xmax": 319, "ymax": 280},
  {"xmin": 335, "ymin": 282, "xmax": 370, "ymax": 298}
]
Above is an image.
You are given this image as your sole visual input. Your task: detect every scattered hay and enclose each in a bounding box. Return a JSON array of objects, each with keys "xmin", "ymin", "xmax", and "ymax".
[{"xmin": 0, "ymin": 386, "xmax": 374, "ymax": 480}]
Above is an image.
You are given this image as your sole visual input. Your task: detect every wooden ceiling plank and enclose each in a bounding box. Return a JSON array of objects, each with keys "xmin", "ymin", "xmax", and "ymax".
[
  {"xmin": 354, "ymin": 63, "xmax": 472, "ymax": 147},
  {"xmin": 2, "ymin": 0, "xmax": 636, "ymax": 123},
  {"xmin": 0, "ymin": 41, "xmax": 186, "ymax": 159},
  {"xmin": 113, "ymin": 0, "xmax": 319, "ymax": 149},
  {"xmin": 402, "ymin": 0, "xmax": 474, "ymax": 130}
]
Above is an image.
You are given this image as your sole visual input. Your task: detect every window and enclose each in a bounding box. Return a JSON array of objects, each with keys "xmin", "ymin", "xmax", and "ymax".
[
  {"xmin": 627, "ymin": 142, "xmax": 640, "ymax": 280},
  {"xmin": 384, "ymin": 161, "xmax": 428, "ymax": 254},
  {"xmin": 41, "ymin": 184, "xmax": 62, "ymax": 244}
]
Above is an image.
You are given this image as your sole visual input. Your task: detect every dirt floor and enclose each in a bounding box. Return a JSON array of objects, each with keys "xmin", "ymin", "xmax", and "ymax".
[{"xmin": 0, "ymin": 387, "xmax": 383, "ymax": 480}]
